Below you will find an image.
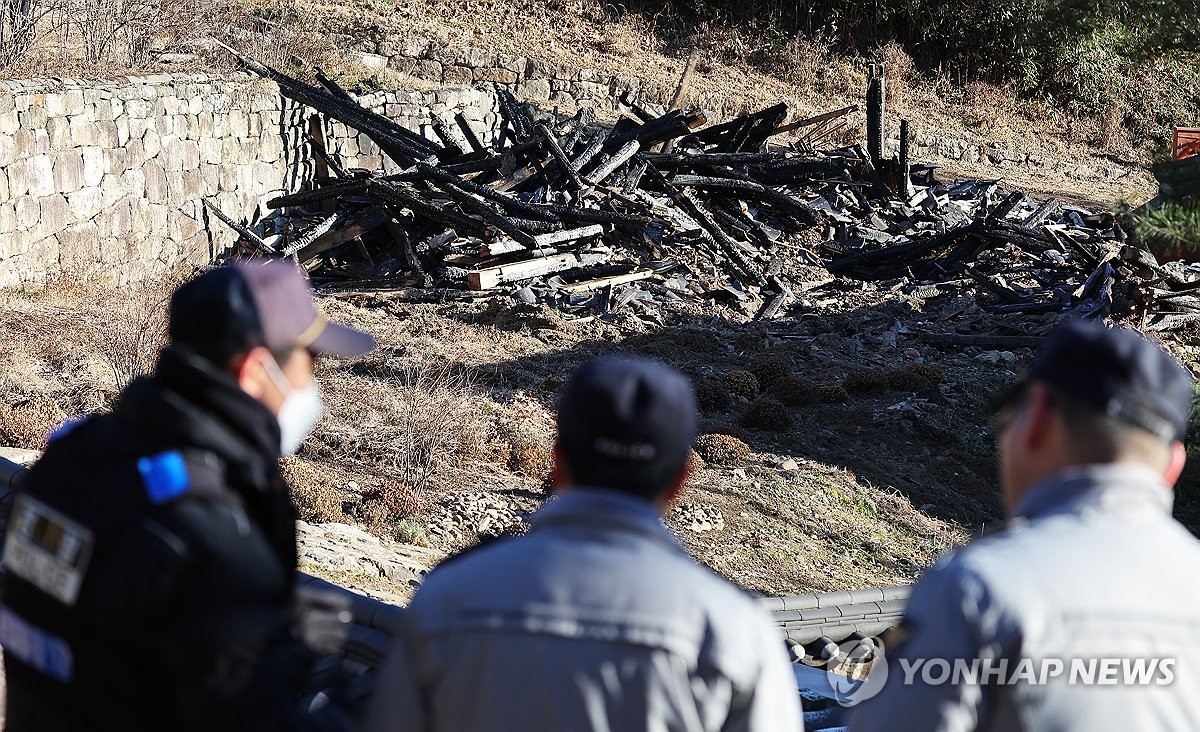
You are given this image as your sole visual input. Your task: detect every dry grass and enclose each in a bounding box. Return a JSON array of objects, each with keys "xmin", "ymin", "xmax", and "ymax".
[
  {"xmin": 281, "ymin": 456, "xmax": 346, "ymax": 522},
  {"xmin": 318, "ymin": 360, "xmax": 490, "ymax": 499}
]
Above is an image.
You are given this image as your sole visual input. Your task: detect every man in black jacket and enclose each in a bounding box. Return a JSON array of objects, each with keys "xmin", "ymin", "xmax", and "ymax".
[{"xmin": 1, "ymin": 259, "xmax": 374, "ymax": 731}]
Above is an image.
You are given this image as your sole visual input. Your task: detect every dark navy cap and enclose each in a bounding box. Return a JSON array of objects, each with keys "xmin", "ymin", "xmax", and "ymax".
[
  {"xmin": 170, "ymin": 259, "xmax": 374, "ymax": 361},
  {"xmin": 1029, "ymin": 320, "xmax": 1194, "ymax": 441},
  {"xmin": 556, "ymin": 356, "xmax": 697, "ymax": 489}
]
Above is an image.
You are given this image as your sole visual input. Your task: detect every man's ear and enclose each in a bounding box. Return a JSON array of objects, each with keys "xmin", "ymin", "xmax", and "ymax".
[
  {"xmin": 659, "ymin": 463, "xmax": 691, "ymax": 508},
  {"xmin": 549, "ymin": 442, "xmax": 570, "ymax": 494},
  {"xmin": 233, "ymin": 346, "xmax": 271, "ymax": 400},
  {"xmin": 1019, "ymin": 384, "xmax": 1055, "ymax": 453},
  {"xmin": 1163, "ymin": 440, "xmax": 1187, "ymax": 487}
]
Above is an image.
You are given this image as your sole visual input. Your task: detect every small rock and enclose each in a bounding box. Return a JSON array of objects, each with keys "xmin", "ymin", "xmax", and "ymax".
[
  {"xmin": 903, "ymin": 347, "xmax": 921, "ymax": 359},
  {"xmin": 780, "ymin": 459, "xmax": 800, "ymax": 472},
  {"xmin": 975, "ymin": 350, "xmax": 1002, "ymax": 365}
]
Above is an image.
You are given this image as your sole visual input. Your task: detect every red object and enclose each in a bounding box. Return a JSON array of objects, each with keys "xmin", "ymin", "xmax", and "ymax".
[{"xmin": 1174, "ymin": 128, "xmax": 1200, "ymax": 160}]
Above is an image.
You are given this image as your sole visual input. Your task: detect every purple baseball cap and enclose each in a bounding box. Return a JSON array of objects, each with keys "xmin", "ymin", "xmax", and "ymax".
[{"xmin": 169, "ymin": 259, "xmax": 374, "ymax": 361}]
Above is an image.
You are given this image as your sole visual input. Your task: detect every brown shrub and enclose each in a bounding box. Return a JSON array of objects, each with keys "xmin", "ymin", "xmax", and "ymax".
[
  {"xmin": 749, "ymin": 353, "xmax": 792, "ymax": 388},
  {"xmin": 507, "ymin": 427, "xmax": 553, "ymax": 478},
  {"xmin": 0, "ymin": 394, "xmax": 68, "ymax": 448},
  {"xmin": 888, "ymin": 364, "xmax": 945, "ymax": 391},
  {"xmin": 281, "ymin": 458, "xmax": 345, "ymax": 523},
  {"xmin": 772, "ymin": 375, "xmax": 819, "ymax": 406},
  {"xmin": 359, "ymin": 481, "xmax": 421, "ymax": 537},
  {"xmin": 694, "ymin": 433, "xmax": 751, "ymax": 464},
  {"xmin": 739, "ymin": 397, "xmax": 793, "ymax": 431},
  {"xmin": 844, "ymin": 369, "xmax": 892, "ymax": 394},
  {"xmin": 724, "ymin": 369, "xmax": 760, "ymax": 398},
  {"xmin": 693, "ymin": 375, "xmax": 732, "ymax": 413},
  {"xmin": 813, "ymin": 381, "xmax": 849, "ymax": 403},
  {"xmin": 687, "ymin": 447, "xmax": 706, "ymax": 472}
]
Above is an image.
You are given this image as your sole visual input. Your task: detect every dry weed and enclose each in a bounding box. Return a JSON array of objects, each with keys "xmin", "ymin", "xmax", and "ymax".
[
  {"xmin": 320, "ymin": 361, "xmax": 490, "ymax": 499},
  {"xmin": 0, "ymin": 393, "xmax": 67, "ymax": 448},
  {"xmin": 693, "ymin": 374, "xmax": 732, "ymax": 413},
  {"xmin": 281, "ymin": 457, "xmax": 346, "ymax": 523}
]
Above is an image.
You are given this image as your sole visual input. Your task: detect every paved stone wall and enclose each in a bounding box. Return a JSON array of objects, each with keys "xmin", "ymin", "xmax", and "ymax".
[{"xmin": 0, "ymin": 73, "xmax": 499, "ymax": 287}]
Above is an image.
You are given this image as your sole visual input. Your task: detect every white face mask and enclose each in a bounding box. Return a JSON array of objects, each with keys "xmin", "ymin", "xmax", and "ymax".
[{"xmin": 262, "ymin": 355, "xmax": 324, "ymax": 455}]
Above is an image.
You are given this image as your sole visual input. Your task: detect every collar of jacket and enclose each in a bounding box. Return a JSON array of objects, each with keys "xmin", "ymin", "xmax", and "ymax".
[
  {"xmin": 1013, "ymin": 463, "xmax": 1172, "ymax": 521},
  {"xmin": 531, "ymin": 487, "xmax": 684, "ymax": 552},
  {"xmin": 116, "ymin": 345, "xmax": 283, "ymax": 491}
]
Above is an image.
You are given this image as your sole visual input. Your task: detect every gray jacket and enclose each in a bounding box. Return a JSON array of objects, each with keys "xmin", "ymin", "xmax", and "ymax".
[
  {"xmin": 851, "ymin": 464, "xmax": 1200, "ymax": 731},
  {"xmin": 364, "ymin": 488, "xmax": 802, "ymax": 732}
]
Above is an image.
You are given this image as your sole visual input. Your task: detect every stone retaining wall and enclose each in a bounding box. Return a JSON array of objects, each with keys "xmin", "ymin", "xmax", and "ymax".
[{"xmin": 0, "ymin": 73, "xmax": 498, "ymax": 287}]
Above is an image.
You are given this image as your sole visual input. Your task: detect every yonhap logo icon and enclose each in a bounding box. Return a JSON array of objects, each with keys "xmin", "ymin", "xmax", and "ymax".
[{"xmin": 826, "ymin": 638, "xmax": 889, "ymax": 706}]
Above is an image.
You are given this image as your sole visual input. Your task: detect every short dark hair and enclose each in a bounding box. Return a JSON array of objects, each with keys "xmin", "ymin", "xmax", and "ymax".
[
  {"xmin": 559, "ymin": 440, "xmax": 690, "ymax": 501},
  {"xmin": 1053, "ymin": 387, "xmax": 1173, "ymax": 468}
]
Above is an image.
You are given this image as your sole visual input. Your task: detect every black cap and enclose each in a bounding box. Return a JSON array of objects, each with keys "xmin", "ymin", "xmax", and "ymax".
[
  {"xmin": 1028, "ymin": 320, "xmax": 1193, "ymax": 441},
  {"xmin": 556, "ymin": 356, "xmax": 697, "ymax": 496},
  {"xmin": 170, "ymin": 260, "xmax": 374, "ymax": 362}
]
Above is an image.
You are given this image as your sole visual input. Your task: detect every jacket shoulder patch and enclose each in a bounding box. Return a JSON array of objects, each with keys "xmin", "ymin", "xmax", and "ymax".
[{"xmin": 137, "ymin": 451, "xmax": 190, "ymax": 505}]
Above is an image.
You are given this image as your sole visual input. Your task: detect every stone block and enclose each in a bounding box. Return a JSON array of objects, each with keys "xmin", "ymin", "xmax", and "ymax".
[
  {"xmin": 52, "ymin": 151, "xmax": 86, "ymax": 194},
  {"xmin": 67, "ymin": 186, "xmax": 104, "ymax": 221},
  {"xmin": 103, "ymin": 198, "xmax": 134, "ymax": 238},
  {"xmin": 38, "ymin": 194, "xmax": 69, "ymax": 236},
  {"xmin": 474, "ymin": 68, "xmax": 518, "ymax": 84},
  {"xmin": 199, "ymin": 137, "xmax": 222, "ymax": 165},
  {"xmin": 82, "ymin": 147, "xmax": 105, "ymax": 188},
  {"xmin": 68, "ymin": 117, "xmax": 100, "ymax": 147},
  {"xmin": 0, "ymin": 110, "xmax": 19, "ymax": 135},
  {"xmin": 497, "ymin": 54, "xmax": 527, "ymax": 75},
  {"xmin": 143, "ymin": 163, "xmax": 169, "ymax": 204},
  {"xmin": 228, "ymin": 109, "xmax": 248, "ymax": 138},
  {"xmin": 188, "ymin": 95, "xmax": 203, "ymax": 115},
  {"xmin": 400, "ymin": 36, "xmax": 430, "ymax": 58},
  {"xmin": 443, "ymin": 66, "xmax": 473, "ymax": 86},
  {"xmin": 154, "ymin": 114, "xmax": 173, "ymax": 137},
  {"xmin": 0, "ymin": 202, "xmax": 16, "ymax": 235},
  {"xmin": 415, "ymin": 59, "xmax": 448, "ymax": 79},
  {"xmin": 0, "ymin": 167, "xmax": 6, "ymax": 200},
  {"xmin": 456, "ymin": 46, "xmax": 491, "ymax": 68},
  {"xmin": 33, "ymin": 129, "xmax": 50, "ymax": 154},
  {"xmin": 98, "ymin": 147, "xmax": 124, "ymax": 180},
  {"xmin": 127, "ymin": 114, "xmax": 152, "ymax": 140},
  {"xmin": 0, "ymin": 134, "xmax": 15, "ymax": 167},
  {"xmin": 62, "ymin": 89, "xmax": 85, "ymax": 116},
  {"xmin": 124, "ymin": 98, "xmax": 154, "ymax": 119},
  {"xmin": 43, "ymin": 93, "xmax": 65, "ymax": 117},
  {"xmin": 99, "ymin": 172, "xmax": 125, "ymax": 208},
  {"xmin": 14, "ymin": 196, "xmax": 41, "ymax": 229},
  {"xmin": 519, "ymin": 79, "xmax": 552, "ymax": 101},
  {"xmin": 57, "ymin": 221, "xmax": 99, "ymax": 261},
  {"xmin": 142, "ymin": 129, "xmax": 162, "ymax": 160},
  {"xmin": 26, "ymin": 155, "xmax": 55, "ymax": 197},
  {"xmin": 19, "ymin": 105, "xmax": 47, "ymax": 129}
]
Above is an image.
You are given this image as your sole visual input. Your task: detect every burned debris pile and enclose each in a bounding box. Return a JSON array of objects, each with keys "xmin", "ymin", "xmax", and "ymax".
[{"xmin": 208, "ymin": 63, "xmax": 1199, "ymax": 333}]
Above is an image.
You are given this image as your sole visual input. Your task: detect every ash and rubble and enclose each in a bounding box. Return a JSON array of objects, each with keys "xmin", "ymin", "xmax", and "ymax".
[{"xmin": 206, "ymin": 59, "xmax": 1200, "ymax": 351}]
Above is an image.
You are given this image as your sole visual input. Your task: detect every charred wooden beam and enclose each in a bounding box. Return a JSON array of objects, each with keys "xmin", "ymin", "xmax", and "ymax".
[
  {"xmin": 268, "ymin": 180, "xmax": 368, "ymax": 209},
  {"xmin": 202, "ymin": 198, "xmax": 273, "ymax": 254}
]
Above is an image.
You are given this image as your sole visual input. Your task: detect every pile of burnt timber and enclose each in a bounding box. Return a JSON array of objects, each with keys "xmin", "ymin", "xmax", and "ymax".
[{"xmin": 211, "ymin": 61, "xmax": 1198, "ymax": 329}]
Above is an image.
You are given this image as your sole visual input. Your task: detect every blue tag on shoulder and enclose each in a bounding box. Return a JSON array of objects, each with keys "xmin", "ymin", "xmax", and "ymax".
[{"xmin": 137, "ymin": 451, "xmax": 190, "ymax": 505}]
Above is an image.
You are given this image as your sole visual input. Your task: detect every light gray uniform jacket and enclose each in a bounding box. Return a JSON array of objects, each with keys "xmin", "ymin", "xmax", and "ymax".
[
  {"xmin": 851, "ymin": 464, "xmax": 1200, "ymax": 731},
  {"xmin": 363, "ymin": 488, "xmax": 802, "ymax": 732}
]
